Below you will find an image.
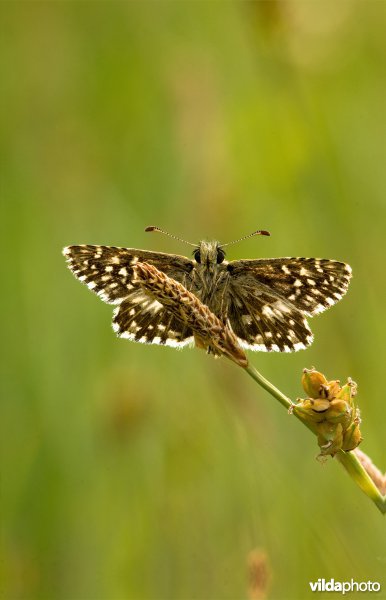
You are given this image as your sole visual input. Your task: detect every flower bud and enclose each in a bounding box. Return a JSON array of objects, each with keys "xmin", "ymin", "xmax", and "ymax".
[
  {"xmin": 293, "ymin": 399, "xmax": 326, "ymax": 423},
  {"xmin": 341, "ymin": 408, "xmax": 362, "ymax": 451},
  {"xmin": 336, "ymin": 379, "xmax": 357, "ymax": 406},
  {"xmin": 310, "ymin": 398, "xmax": 331, "ymax": 413},
  {"xmin": 342, "ymin": 421, "xmax": 363, "ymax": 452},
  {"xmin": 302, "ymin": 368, "xmax": 328, "ymax": 399},
  {"xmin": 317, "ymin": 422, "xmax": 343, "ymax": 457},
  {"xmin": 325, "ymin": 380, "xmax": 341, "ymax": 399},
  {"xmin": 325, "ymin": 399, "xmax": 351, "ymax": 424}
]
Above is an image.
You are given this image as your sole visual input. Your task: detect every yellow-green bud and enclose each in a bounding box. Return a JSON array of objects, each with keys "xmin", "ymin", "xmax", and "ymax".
[
  {"xmin": 293, "ymin": 399, "xmax": 326, "ymax": 423},
  {"xmin": 325, "ymin": 399, "xmax": 351, "ymax": 424},
  {"xmin": 310, "ymin": 398, "xmax": 331, "ymax": 413},
  {"xmin": 325, "ymin": 380, "xmax": 341, "ymax": 399},
  {"xmin": 302, "ymin": 369, "xmax": 328, "ymax": 399},
  {"xmin": 336, "ymin": 379, "xmax": 358, "ymax": 406},
  {"xmin": 342, "ymin": 421, "xmax": 362, "ymax": 452},
  {"xmin": 317, "ymin": 422, "xmax": 343, "ymax": 456}
]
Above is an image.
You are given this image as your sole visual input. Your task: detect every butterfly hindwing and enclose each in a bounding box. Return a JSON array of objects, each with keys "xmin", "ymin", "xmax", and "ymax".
[
  {"xmin": 227, "ymin": 284, "xmax": 313, "ymax": 352},
  {"xmin": 112, "ymin": 287, "xmax": 194, "ymax": 347}
]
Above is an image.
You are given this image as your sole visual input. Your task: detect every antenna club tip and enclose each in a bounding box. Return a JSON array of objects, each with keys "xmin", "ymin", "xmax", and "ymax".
[
  {"xmin": 145, "ymin": 226, "xmax": 158, "ymax": 232},
  {"xmin": 260, "ymin": 230, "xmax": 271, "ymax": 237}
]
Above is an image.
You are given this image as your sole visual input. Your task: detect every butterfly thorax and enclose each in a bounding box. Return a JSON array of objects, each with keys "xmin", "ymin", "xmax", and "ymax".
[{"xmin": 191, "ymin": 241, "xmax": 229, "ymax": 318}]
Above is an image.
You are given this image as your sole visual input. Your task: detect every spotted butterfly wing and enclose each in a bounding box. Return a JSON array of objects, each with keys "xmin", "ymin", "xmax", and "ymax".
[
  {"xmin": 63, "ymin": 245, "xmax": 196, "ymax": 346},
  {"xmin": 226, "ymin": 257, "xmax": 352, "ymax": 351}
]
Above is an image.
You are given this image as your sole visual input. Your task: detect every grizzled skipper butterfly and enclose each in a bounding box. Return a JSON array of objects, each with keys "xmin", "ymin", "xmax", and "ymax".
[{"xmin": 63, "ymin": 227, "xmax": 352, "ymax": 353}]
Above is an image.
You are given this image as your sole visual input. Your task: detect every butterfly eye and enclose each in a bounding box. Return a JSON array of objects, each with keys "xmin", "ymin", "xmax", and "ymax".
[
  {"xmin": 193, "ymin": 249, "xmax": 201, "ymax": 263},
  {"xmin": 216, "ymin": 248, "xmax": 225, "ymax": 264}
]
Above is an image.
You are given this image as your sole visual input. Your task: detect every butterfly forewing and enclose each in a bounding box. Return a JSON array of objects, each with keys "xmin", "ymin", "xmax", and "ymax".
[
  {"xmin": 228, "ymin": 257, "xmax": 352, "ymax": 317},
  {"xmin": 63, "ymin": 245, "xmax": 194, "ymax": 304}
]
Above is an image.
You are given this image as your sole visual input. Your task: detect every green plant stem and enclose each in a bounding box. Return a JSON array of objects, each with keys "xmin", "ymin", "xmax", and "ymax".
[
  {"xmin": 336, "ymin": 450, "xmax": 385, "ymax": 514},
  {"xmin": 245, "ymin": 364, "xmax": 317, "ymax": 435},
  {"xmin": 244, "ymin": 364, "xmax": 292, "ymax": 410},
  {"xmin": 243, "ymin": 363, "xmax": 385, "ymax": 515}
]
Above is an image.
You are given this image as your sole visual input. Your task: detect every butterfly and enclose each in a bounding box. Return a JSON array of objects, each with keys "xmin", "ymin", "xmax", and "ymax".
[{"xmin": 63, "ymin": 226, "xmax": 352, "ymax": 353}]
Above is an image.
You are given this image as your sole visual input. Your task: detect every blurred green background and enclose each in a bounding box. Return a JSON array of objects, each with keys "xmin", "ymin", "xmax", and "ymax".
[{"xmin": 2, "ymin": 2, "xmax": 386, "ymax": 599}]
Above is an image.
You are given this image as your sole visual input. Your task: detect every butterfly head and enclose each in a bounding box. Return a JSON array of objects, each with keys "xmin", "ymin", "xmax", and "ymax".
[
  {"xmin": 193, "ymin": 241, "xmax": 226, "ymax": 266},
  {"xmin": 145, "ymin": 226, "xmax": 270, "ymax": 270}
]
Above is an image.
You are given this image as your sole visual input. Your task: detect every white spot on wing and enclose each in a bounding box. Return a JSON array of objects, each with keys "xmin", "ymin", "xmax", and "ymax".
[
  {"xmin": 312, "ymin": 303, "xmax": 326, "ymax": 314},
  {"xmin": 262, "ymin": 306, "xmax": 275, "ymax": 318},
  {"xmin": 273, "ymin": 300, "xmax": 291, "ymax": 313},
  {"xmin": 114, "ymin": 324, "xmax": 193, "ymax": 348},
  {"xmin": 242, "ymin": 315, "xmax": 252, "ymax": 324},
  {"xmin": 293, "ymin": 341, "xmax": 307, "ymax": 351},
  {"xmin": 164, "ymin": 337, "xmax": 194, "ymax": 348},
  {"xmin": 149, "ymin": 300, "xmax": 163, "ymax": 313}
]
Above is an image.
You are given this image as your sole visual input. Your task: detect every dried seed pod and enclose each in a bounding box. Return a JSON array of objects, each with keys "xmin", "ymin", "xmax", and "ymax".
[{"xmin": 133, "ymin": 262, "xmax": 248, "ymax": 367}]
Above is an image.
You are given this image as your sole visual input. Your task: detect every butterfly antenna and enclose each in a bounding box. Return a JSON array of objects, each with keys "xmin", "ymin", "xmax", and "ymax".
[
  {"xmin": 221, "ymin": 229, "xmax": 271, "ymax": 247},
  {"xmin": 145, "ymin": 226, "xmax": 197, "ymax": 247}
]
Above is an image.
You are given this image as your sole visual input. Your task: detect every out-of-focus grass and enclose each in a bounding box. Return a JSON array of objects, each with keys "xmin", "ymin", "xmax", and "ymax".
[{"xmin": 2, "ymin": 2, "xmax": 386, "ymax": 599}]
